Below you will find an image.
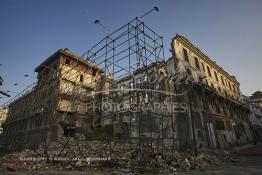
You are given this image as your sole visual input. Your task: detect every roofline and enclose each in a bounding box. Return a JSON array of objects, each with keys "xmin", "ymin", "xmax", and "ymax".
[
  {"xmin": 34, "ymin": 49, "xmax": 103, "ymax": 73},
  {"xmin": 172, "ymin": 34, "xmax": 240, "ymax": 85}
]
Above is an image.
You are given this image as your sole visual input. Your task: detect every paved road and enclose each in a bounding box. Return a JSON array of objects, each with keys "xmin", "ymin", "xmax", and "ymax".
[
  {"xmin": 180, "ymin": 155, "xmax": 262, "ymax": 175},
  {"xmin": 181, "ymin": 145, "xmax": 262, "ymax": 175}
]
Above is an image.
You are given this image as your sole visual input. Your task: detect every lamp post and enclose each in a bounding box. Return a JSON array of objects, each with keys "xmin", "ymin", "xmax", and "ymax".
[
  {"xmin": 24, "ymin": 74, "xmax": 35, "ymax": 79},
  {"xmin": 0, "ymin": 90, "xmax": 11, "ymax": 98},
  {"xmin": 14, "ymin": 83, "xmax": 27, "ymax": 87},
  {"xmin": 140, "ymin": 6, "xmax": 159, "ymax": 19},
  {"xmin": 94, "ymin": 19, "xmax": 111, "ymax": 34}
]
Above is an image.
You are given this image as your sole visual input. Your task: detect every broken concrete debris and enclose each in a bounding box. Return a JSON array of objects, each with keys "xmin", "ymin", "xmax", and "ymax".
[{"xmin": 0, "ymin": 138, "xmax": 222, "ymax": 173}]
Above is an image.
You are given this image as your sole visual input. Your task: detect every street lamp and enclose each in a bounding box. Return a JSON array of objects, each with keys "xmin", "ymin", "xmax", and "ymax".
[
  {"xmin": 24, "ymin": 74, "xmax": 35, "ymax": 79},
  {"xmin": 140, "ymin": 6, "xmax": 159, "ymax": 19},
  {"xmin": 14, "ymin": 83, "xmax": 27, "ymax": 87},
  {"xmin": 0, "ymin": 90, "xmax": 11, "ymax": 97},
  {"xmin": 94, "ymin": 19, "xmax": 111, "ymax": 34}
]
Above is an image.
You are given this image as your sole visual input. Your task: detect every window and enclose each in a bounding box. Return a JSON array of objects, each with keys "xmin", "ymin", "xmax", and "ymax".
[
  {"xmin": 220, "ymin": 76, "xmax": 225, "ymax": 85},
  {"xmin": 202, "ymin": 63, "xmax": 206, "ymax": 72},
  {"xmin": 130, "ymin": 81, "xmax": 134, "ymax": 90},
  {"xmin": 207, "ymin": 66, "xmax": 212, "ymax": 77},
  {"xmin": 120, "ymin": 85, "xmax": 124, "ymax": 91},
  {"xmin": 187, "ymin": 68, "xmax": 191, "ymax": 75},
  {"xmin": 64, "ymin": 57, "xmax": 70, "ymax": 65},
  {"xmin": 215, "ymin": 120, "xmax": 225, "ymax": 130},
  {"xmin": 183, "ymin": 48, "xmax": 189, "ymax": 62},
  {"xmin": 145, "ymin": 93, "xmax": 149, "ymax": 103},
  {"xmin": 194, "ymin": 57, "xmax": 200, "ymax": 70},
  {"xmin": 144, "ymin": 75, "xmax": 148, "ymax": 82},
  {"xmin": 79, "ymin": 74, "xmax": 84, "ymax": 82},
  {"xmin": 53, "ymin": 64, "xmax": 57, "ymax": 70},
  {"xmin": 228, "ymin": 82, "xmax": 232, "ymax": 90},
  {"xmin": 92, "ymin": 69, "xmax": 97, "ymax": 76},
  {"xmin": 136, "ymin": 77, "xmax": 141, "ymax": 84},
  {"xmin": 44, "ymin": 69, "xmax": 49, "ymax": 75},
  {"xmin": 211, "ymin": 83, "xmax": 214, "ymax": 88},
  {"xmin": 232, "ymin": 84, "xmax": 236, "ymax": 92},
  {"xmin": 130, "ymin": 96, "xmax": 134, "ymax": 104},
  {"xmin": 214, "ymin": 71, "xmax": 218, "ymax": 81}
]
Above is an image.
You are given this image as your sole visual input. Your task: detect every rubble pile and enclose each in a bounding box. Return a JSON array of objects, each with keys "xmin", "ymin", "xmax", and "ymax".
[{"xmin": 0, "ymin": 138, "xmax": 222, "ymax": 173}]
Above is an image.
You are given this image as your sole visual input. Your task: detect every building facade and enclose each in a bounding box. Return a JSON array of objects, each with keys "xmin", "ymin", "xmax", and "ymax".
[
  {"xmin": 1, "ymin": 49, "xmax": 102, "ymax": 151},
  {"xmin": 169, "ymin": 34, "xmax": 251, "ymax": 149},
  {"xmin": 0, "ymin": 107, "xmax": 8, "ymax": 134},
  {"xmin": 244, "ymin": 91, "xmax": 262, "ymax": 143}
]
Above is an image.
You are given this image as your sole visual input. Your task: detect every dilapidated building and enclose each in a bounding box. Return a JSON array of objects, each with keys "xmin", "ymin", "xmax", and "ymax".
[
  {"xmin": 1, "ymin": 49, "xmax": 102, "ymax": 151},
  {"xmin": 168, "ymin": 34, "xmax": 251, "ymax": 149},
  {"xmin": 0, "ymin": 107, "xmax": 8, "ymax": 134},
  {"xmin": 95, "ymin": 34, "xmax": 251, "ymax": 151}
]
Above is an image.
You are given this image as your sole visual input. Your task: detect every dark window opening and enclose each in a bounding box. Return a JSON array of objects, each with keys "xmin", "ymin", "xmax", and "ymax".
[
  {"xmin": 64, "ymin": 57, "xmax": 70, "ymax": 65},
  {"xmin": 221, "ymin": 76, "xmax": 225, "ymax": 85},
  {"xmin": 202, "ymin": 63, "xmax": 206, "ymax": 72},
  {"xmin": 215, "ymin": 120, "xmax": 225, "ymax": 130},
  {"xmin": 232, "ymin": 84, "xmax": 236, "ymax": 92},
  {"xmin": 53, "ymin": 64, "xmax": 57, "ymax": 70},
  {"xmin": 207, "ymin": 66, "xmax": 212, "ymax": 77},
  {"xmin": 130, "ymin": 81, "xmax": 134, "ymax": 90},
  {"xmin": 44, "ymin": 69, "xmax": 49, "ymax": 75},
  {"xmin": 194, "ymin": 57, "xmax": 200, "ymax": 70},
  {"xmin": 79, "ymin": 74, "xmax": 84, "ymax": 82},
  {"xmin": 214, "ymin": 71, "xmax": 218, "ymax": 81},
  {"xmin": 92, "ymin": 69, "xmax": 97, "ymax": 76},
  {"xmin": 228, "ymin": 82, "xmax": 232, "ymax": 90},
  {"xmin": 187, "ymin": 68, "xmax": 191, "ymax": 75},
  {"xmin": 183, "ymin": 48, "xmax": 189, "ymax": 62}
]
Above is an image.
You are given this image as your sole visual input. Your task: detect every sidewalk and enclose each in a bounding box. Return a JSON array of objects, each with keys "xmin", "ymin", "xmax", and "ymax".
[{"xmin": 230, "ymin": 144, "xmax": 262, "ymax": 156}]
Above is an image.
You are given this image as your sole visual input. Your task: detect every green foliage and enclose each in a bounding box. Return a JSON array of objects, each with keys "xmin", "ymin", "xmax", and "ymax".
[
  {"xmin": 0, "ymin": 76, "xmax": 3, "ymax": 86},
  {"xmin": 86, "ymin": 124, "xmax": 114, "ymax": 140}
]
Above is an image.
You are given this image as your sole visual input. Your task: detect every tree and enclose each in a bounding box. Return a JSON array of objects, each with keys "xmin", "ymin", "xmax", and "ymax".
[
  {"xmin": 0, "ymin": 76, "xmax": 10, "ymax": 97},
  {"xmin": 0, "ymin": 75, "xmax": 3, "ymax": 86}
]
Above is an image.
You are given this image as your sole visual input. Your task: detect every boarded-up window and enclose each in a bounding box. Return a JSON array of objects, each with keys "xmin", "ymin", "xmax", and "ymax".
[
  {"xmin": 225, "ymin": 121, "xmax": 232, "ymax": 131},
  {"xmin": 193, "ymin": 112, "xmax": 202, "ymax": 129},
  {"xmin": 215, "ymin": 120, "xmax": 225, "ymax": 130}
]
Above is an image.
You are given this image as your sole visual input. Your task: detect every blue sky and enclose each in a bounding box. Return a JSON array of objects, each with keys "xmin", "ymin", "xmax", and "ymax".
[{"xmin": 0, "ymin": 0, "xmax": 261, "ymax": 104}]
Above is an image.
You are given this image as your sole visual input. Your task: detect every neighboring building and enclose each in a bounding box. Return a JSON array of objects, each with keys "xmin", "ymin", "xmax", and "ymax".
[
  {"xmin": 103, "ymin": 61, "xmax": 174, "ymax": 140},
  {"xmin": 244, "ymin": 91, "xmax": 262, "ymax": 142},
  {"xmin": 167, "ymin": 34, "xmax": 251, "ymax": 149},
  {"xmin": 1, "ymin": 49, "xmax": 102, "ymax": 151},
  {"xmin": 0, "ymin": 107, "xmax": 8, "ymax": 134},
  {"xmin": 249, "ymin": 91, "xmax": 262, "ymax": 108}
]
